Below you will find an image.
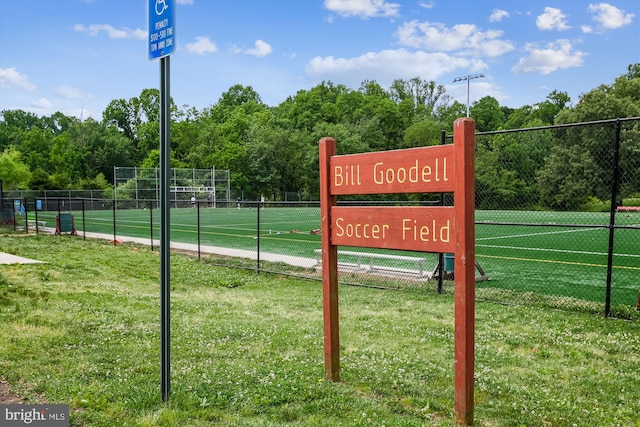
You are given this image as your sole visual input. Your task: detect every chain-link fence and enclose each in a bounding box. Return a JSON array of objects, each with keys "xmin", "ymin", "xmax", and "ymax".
[
  {"xmin": 3, "ymin": 118, "xmax": 638, "ymax": 317},
  {"xmin": 468, "ymin": 117, "xmax": 639, "ymax": 318},
  {"xmin": 113, "ymin": 167, "xmax": 231, "ymax": 208}
]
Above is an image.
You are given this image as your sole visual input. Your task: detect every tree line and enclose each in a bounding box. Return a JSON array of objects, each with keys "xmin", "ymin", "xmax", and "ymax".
[{"xmin": 1, "ymin": 64, "xmax": 639, "ymax": 210}]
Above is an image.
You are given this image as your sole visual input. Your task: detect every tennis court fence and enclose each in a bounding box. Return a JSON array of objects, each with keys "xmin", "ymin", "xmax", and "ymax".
[{"xmin": 2, "ymin": 118, "xmax": 639, "ymax": 318}]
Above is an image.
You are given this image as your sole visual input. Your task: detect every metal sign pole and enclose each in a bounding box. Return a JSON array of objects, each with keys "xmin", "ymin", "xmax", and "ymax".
[
  {"xmin": 149, "ymin": 0, "xmax": 175, "ymax": 403},
  {"xmin": 159, "ymin": 55, "xmax": 171, "ymax": 403}
]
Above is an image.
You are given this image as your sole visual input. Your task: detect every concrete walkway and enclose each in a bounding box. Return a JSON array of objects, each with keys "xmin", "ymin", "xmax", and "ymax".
[
  {"xmin": 2, "ymin": 225, "xmax": 318, "ymax": 268},
  {"xmin": 0, "ymin": 252, "xmax": 44, "ymax": 265},
  {"xmin": 1, "ymin": 230, "xmax": 317, "ymax": 268},
  {"xmin": 71, "ymin": 230, "xmax": 318, "ymax": 269}
]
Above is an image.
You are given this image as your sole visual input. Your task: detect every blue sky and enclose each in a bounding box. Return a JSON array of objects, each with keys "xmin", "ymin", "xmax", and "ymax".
[{"xmin": 1, "ymin": 0, "xmax": 638, "ymax": 120}]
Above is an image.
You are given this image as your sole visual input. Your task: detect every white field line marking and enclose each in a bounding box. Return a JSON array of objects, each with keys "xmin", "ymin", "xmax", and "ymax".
[
  {"xmin": 477, "ymin": 226, "xmax": 640, "ymax": 258},
  {"xmin": 477, "ymin": 226, "xmax": 603, "ymax": 241},
  {"xmin": 477, "ymin": 244, "xmax": 640, "ymax": 258}
]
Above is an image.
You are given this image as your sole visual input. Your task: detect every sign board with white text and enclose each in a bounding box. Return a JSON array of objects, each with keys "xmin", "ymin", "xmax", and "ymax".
[{"xmin": 149, "ymin": 0, "xmax": 176, "ymax": 60}]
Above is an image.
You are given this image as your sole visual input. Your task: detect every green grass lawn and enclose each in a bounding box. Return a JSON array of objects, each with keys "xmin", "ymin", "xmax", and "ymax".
[{"xmin": 1, "ymin": 234, "xmax": 639, "ymax": 426}]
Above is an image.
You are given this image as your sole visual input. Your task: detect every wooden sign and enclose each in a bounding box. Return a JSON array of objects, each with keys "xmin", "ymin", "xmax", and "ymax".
[
  {"xmin": 319, "ymin": 117, "xmax": 476, "ymax": 426},
  {"xmin": 331, "ymin": 206, "xmax": 455, "ymax": 253},
  {"xmin": 330, "ymin": 144, "xmax": 454, "ymax": 194}
]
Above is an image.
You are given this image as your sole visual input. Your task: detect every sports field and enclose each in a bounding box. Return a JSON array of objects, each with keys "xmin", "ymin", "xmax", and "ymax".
[{"xmin": 32, "ymin": 205, "xmax": 640, "ymax": 308}]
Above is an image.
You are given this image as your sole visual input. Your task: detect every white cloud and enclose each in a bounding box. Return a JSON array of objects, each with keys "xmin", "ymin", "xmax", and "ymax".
[
  {"xmin": 228, "ymin": 44, "xmax": 242, "ymax": 55},
  {"xmin": 74, "ymin": 24, "xmax": 146, "ymax": 39},
  {"xmin": 588, "ymin": 3, "xmax": 634, "ymax": 30},
  {"xmin": 185, "ymin": 36, "xmax": 218, "ymax": 54},
  {"xmin": 489, "ymin": 9, "xmax": 509, "ymax": 23},
  {"xmin": 306, "ymin": 49, "xmax": 484, "ymax": 87},
  {"xmin": 396, "ymin": 21, "xmax": 514, "ymax": 58},
  {"xmin": 419, "ymin": 1, "xmax": 434, "ymax": 9},
  {"xmin": 32, "ymin": 98, "xmax": 52, "ymax": 109},
  {"xmin": 512, "ymin": 40, "xmax": 585, "ymax": 75},
  {"xmin": 0, "ymin": 67, "xmax": 36, "ymax": 91},
  {"xmin": 56, "ymin": 86, "xmax": 85, "ymax": 99},
  {"xmin": 244, "ymin": 40, "xmax": 273, "ymax": 57},
  {"xmin": 324, "ymin": 0, "xmax": 400, "ymax": 19},
  {"xmin": 581, "ymin": 25, "xmax": 594, "ymax": 33},
  {"xmin": 176, "ymin": 0, "xmax": 193, "ymax": 4},
  {"xmin": 536, "ymin": 7, "xmax": 571, "ymax": 31}
]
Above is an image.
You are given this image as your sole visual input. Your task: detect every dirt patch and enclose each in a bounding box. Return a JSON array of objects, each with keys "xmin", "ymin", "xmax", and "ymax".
[{"xmin": 0, "ymin": 379, "xmax": 22, "ymax": 404}]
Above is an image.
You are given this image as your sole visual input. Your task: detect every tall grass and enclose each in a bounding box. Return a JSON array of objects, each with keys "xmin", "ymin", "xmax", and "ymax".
[{"xmin": 1, "ymin": 233, "xmax": 639, "ymax": 426}]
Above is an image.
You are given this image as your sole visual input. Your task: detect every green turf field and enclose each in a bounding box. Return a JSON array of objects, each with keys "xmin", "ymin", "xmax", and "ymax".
[{"xmin": 30, "ymin": 205, "xmax": 640, "ymax": 308}]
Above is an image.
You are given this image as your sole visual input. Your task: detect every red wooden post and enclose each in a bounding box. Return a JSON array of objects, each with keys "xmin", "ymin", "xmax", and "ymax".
[
  {"xmin": 319, "ymin": 137, "xmax": 340, "ymax": 381},
  {"xmin": 453, "ymin": 118, "xmax": 476, "ymax": 425}
]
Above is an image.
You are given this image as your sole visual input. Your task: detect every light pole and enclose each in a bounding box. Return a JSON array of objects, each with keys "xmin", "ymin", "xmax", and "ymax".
[{"xmin": 453, "ymin": 73, "xmax": 484, "ymax": 117}]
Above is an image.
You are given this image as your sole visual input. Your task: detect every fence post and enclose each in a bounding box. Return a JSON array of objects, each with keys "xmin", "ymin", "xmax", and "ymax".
[
  {"xmin": 605, "ymin": 119, "xmax": 621, "ymax": 317},
  {"xmin": 150, "ymin": 200, "xmax": 154, "ymax": 251},
  {"xmin": 256, "ymin": 201, "xmax": 261, "ymax": 273},
  {"xmin": 23, "ymin": 197, "xmax": 28, "ymax": 234},
  {"xmin": 197, "ymin": 201, "xmax": 201, "ymax": 261},
  {"xmin": 57, "ymin": 198, "xmax": 61, "ymax": 234},
  {"xmin": 82, "ymin": 199, "xmax": 86, "ymax": 240},
  {"xmin": 112, "ymin": 199, "xmax": 117, "ymax": 246},
  {"xmin": 34, "ymin": 198, "xmax": 40, "ymax": 235}
]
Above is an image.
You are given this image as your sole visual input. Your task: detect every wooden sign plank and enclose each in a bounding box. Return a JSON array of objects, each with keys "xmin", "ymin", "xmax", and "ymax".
[
  {"xmin": 330, "ymin": 144, "xmax": 454, "ymax": 195},
  {"xmin": 331, "ymin": 206, "xmax": 455, "ymax": 253}
]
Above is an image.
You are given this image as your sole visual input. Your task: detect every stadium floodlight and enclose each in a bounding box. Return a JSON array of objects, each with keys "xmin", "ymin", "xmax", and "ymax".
[{"xmin": 453, "ymin": 73, "xmax": 485, "ymax": 117}]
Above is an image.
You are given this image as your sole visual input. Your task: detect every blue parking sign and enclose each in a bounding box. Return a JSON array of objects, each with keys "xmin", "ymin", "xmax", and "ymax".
[{"xmin": 149, "ymin": 0, "xmax": 176, "ymax": 60}]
